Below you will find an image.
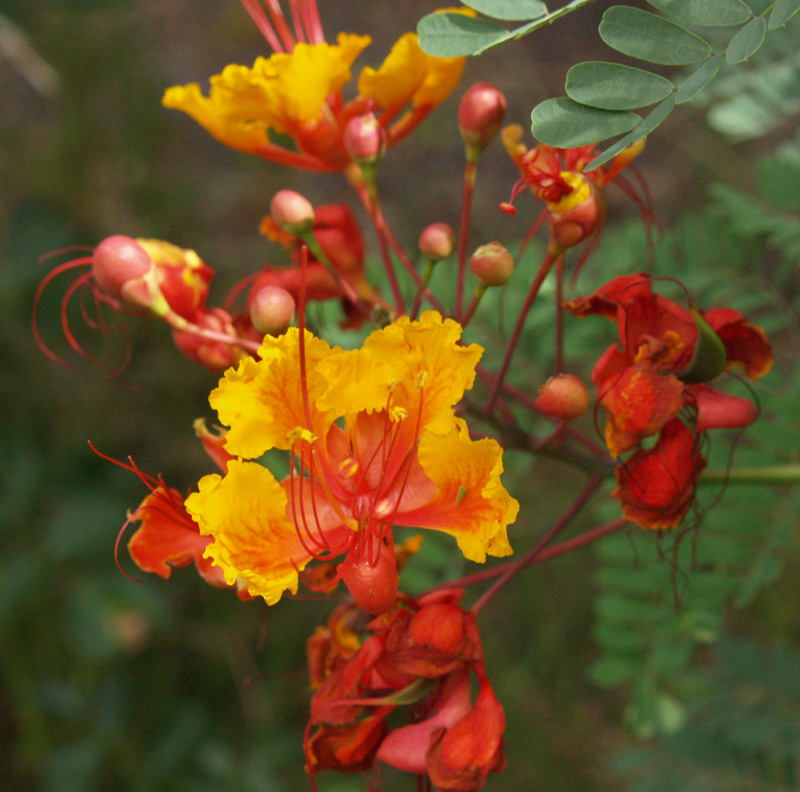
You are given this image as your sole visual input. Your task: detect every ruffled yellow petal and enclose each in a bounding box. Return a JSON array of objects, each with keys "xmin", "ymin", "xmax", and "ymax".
[
  {"xmin": 357, "ymin": 9, "xmax": 474, "ymax": 111},
  {"xmin": 163, "ymin": 34, "xmax": 371, "ymax": 149},
  {"xmin": 398, "ymin": 419, "xmax": 518, "ymax": 563},
  {"xmin": 317, "ymin": 311, "xmax": 482, "ymax": 437},
  {"xmin": 185, "ymin": 460, "xmax": 308, "ymax": 604},
  {"xmin": 210, "ymin": 329, "xmax": 340, "ymax": 458}
]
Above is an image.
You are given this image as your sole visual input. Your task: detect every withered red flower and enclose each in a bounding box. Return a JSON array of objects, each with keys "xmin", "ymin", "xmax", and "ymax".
[{"xmin": 613, "ymin": 417, "xmax": 707, "ymax": 530}]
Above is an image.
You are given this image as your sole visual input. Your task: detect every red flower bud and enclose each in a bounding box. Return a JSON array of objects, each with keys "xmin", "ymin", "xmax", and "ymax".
[
  {"xmin": 535, "ymin": 373, "xmax": 590, "ymax": 421},
  {"xmin": 249, "ymin": 285, "xmax": 296, "ymax": 336},
  {"xmin": 546, "ymin": 174, "xmax": 606, "ymax": 252},
  {"xmin": 270, "ymin": 189, "xmax": 314, "ymax": 231},
  {"xmin": 470, "ymin": 242, "xmax": 514, "ymax": 287},
  {"xmin": 419, "ymin": 222, "xmax": 456, "ymax": 261},
  {"xmin": 343, "ymin": 112, "xmax": 386, "ymax": 163},
  {"xmin": 338, "ymin": 538, "xmax": 399, "ymax": 616},
  {"xmin": 459, "ymin": 82, "xmax": 507, "ymax": 152},
  {"xmin": 92, "ymin": 235, "xmax": 151, "ymax": 299},
  {"xmin": 172, "ymin": 308, "xmax": 239, "ymax": 371}
]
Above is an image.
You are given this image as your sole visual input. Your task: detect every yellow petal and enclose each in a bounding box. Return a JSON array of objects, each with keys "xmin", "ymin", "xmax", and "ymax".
[
  {"xmin": 398, "ymin": 419, "xmax": 518, "ymax": 563},
  {"xmin": 163, "ymin": 34, "xmax": 371, "ymax": 150},
  {"xmin": 210, "ymin": 329, "xmax": 340, "ymax": 458},
  {"xmin": 317, "ymin": 312, "xmax": 482, "ymax": 440},
  {"xmin": 185, "ymin": 460, "xmax": 307, "ymax": 604},
  {"xmin": 357, "ymin": 10, "xmax": 473, "ymax": 111}
]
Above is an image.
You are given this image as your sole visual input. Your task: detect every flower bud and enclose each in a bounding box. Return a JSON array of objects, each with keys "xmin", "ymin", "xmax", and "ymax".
[
  {"xmin": 343, "ymin": 112, "xmax": 386, "ymax": 164},
  {"xmin": 459, "ymin": 82, "xmax": 507, "ymax": 152},
  {"xmin": 470, "ymin": 242, "xmax": 514, "ymax": 287},
  {"xmin": 172, "ymin": 308, "xmax": 239, "ymax": 371},
  {"xmin": 546, "ymin": 174, "xmax": 606, "ymax": 252},
  {"xmin": 249, "ymin": 285, "xmax": 296, "ymax": 336},
  {"xmin": 92, "ymin": 235, "xmax": 152, "ymax": 299},
  {"xmin": 270, "ymin": 189, "xmax": 314, "ymax": 232},
  {"xmin": 419, "ymin": 223, "xmax": 455, "ymax": 261},
  {"xmin": 534, "ymin": 374, "xmax": 591, "ymax": 421},
  {"xmin": 338, "ymin": 539, "xmax": 398, "ymax": 616}
]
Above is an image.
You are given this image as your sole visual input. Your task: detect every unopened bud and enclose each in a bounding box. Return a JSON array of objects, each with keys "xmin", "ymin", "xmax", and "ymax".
[
  {"xmin": 270, "ymin": 190, "xmax": 314, "ymax": 232},
  {"xmin": 535, "ymin": 373, "xmax": 590, "ymax": 421},
  {"xmin": 459, "ymin": 82, "xmax": 507, "ymax": 152},
  {"xmin": 470, "ymin": 242, "xmax": 514, "ymax": 287},
  {"xmin": 249, "ymin": 285, "xmax": 296, "ymax": 336},
  {"xmin": 172, "ymin": 308, "xmax": 239, "ymax": 371},
  {"xmin": 338, "ymin": 540, "xmax": 398, "ymax": 616},
  {"xmin": 343, "ymin": 112, "xmax": 386, "ymax": 164},
  {"xmin": 92, "ymin": 235, "xmax": 151, "ymax": 299},
  {"xmin": 419, "ymin": 223, "xmax": 455, "ymax": 261}
]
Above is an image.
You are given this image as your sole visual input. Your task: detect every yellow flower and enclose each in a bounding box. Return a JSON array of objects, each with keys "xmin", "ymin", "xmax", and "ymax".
[
  {"xmin": 162, "ymin": 7, "xmax": 474, "ymax": 171},
  {"xmin": 185, "ymin": 312, "xmax": 518, "ymax": 613}
]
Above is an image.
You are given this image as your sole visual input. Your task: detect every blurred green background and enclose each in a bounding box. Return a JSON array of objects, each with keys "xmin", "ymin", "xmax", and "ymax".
[{"xmin": 3, "ymin": 1, "xmax": 800, "ymax": 791}]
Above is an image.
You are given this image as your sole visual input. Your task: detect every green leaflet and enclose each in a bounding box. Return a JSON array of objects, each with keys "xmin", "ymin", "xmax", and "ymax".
[
  {"xmin": 416, "ymin": 12, "xmax": 509, "ymax": 57},
  {"xmin": 566, "ymin": 62, "xmax": 674, "ymax": 110},
  {"xmin": 461, "ymin": 0, "xmax": 548, "ymax": 21},
  {"xmin": 726, "ymin": 16, "xmax": 767, "ymax": 63},
  {"xmin": 530, "ymin": 96, "xmax": 641, "ymax": 147},
  {"xmin": 599, "ymin": 6, "xmax": 712, "ymax": 65},
  {"xmin": 770, "ymin": 0, "xmax": 800, "ymax": 29},
  {"xmin": 646, "ymin": 0, "xmax": 752, "ymax": 27},
  {"xmin": 674, "ymin": 53, "xmax": 723, "ymax": 104}
]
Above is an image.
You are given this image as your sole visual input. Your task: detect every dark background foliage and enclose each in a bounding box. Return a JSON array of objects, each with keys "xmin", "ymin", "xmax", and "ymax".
[{"xmin": 2, "ymin": 1, "xmax": 799, "ymax": 791}]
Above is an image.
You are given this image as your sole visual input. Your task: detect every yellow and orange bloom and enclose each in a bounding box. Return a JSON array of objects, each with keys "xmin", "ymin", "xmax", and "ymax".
[
  {"xmin": 162, "ymin": 1, "xmax": 473, "ymax": 171},
  {"xmin": 185, "ymin": 311, "xmax": 518, "ymax": 614}
]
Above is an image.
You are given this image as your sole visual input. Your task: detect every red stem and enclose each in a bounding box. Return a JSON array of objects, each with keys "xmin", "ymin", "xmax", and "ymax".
[{"xmin": 456, "ymin": 160, "xmax": 477, "ymax": 319}]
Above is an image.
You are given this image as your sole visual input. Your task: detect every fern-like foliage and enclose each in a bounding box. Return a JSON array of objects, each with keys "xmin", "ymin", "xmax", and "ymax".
[{"xmin": 613, "ymin": 635, "xmax": 800, "ymax": 791}]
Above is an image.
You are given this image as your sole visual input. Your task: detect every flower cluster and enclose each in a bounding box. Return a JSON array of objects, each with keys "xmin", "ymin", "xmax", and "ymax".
[
  {"xmin": 567, "ymin": 274, "xmax": 773, "ymax": 528},
  {"xmin": 305, "ymin": 590, "xmax": 505, "ymax": 791}
]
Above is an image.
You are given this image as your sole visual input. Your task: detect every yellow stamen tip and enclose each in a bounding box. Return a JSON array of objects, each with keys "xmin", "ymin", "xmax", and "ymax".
[
  {"xmin": 389, "ymin": 406, "xmax": 408, "ymax": 422},
  {"xmin": 287, "ymin": 427, "xmax": 318, "ymax": 445}
]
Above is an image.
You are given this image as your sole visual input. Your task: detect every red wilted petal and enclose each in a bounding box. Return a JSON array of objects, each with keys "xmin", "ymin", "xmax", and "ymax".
[
  {"xmin": 128, "ymin": 486, "xmax": 227, "ymax": 588},
  {"xmin": 613, "ymin": 418, "xmax": 707, "ymax": 530},
  {"xmin": 377, "ymin": 667, "xmax": 472, "ymax": 774},
  {"xmin": 598, "ymin": 367, "xmax": 685, "ymax": 457},
  {"xmin": 426, "ymin": 675, "xmax": 506, "ymax": 792},
  {"xmin": 310, "ymin": 635, "xmax": 387, "ymax": 726},
  {"xmin": 702, "ymin": 307, "xmax": 774, "ymax": 380},
  {"xmin": 689, "ymin": 385, "xmax": 758, "ymax": 433},
  {"xmin": 305, "ymin": 711, "xmax": 388, "ymax": 774},
  {"xmin": 565, "ymin": 273, "xmax": 651, "ymax": 320},
  {"xmin": 384, "ymin": 602, "xmax": 479, "ymax": 679},
  {"xmin": 193, "ymin": 418, "xmax": 235, "ymax": 474}
]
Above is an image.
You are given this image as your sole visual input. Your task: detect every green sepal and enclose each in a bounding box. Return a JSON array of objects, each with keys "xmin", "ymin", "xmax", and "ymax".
[{"xmin": 677, "ymin": 308, "xmax": 728, "ymax": 383}]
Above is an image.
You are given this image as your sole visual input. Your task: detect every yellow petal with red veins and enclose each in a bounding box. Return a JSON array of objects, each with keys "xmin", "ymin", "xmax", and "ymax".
[
  {"xmin": 210, "ymin": 329, "xmax": 339, "ymax": 458},
  {"xmin": 317, "ymin": 312, "xmax": 482, "ymax": 438},
  {"xmin": 163, "ymin": 34, "xmax": 371, "ymax": 148},
  {"xmin": 185, "ymin": 460, "xmax": 309, "ymax": 604},
  {"xmin": 357, "ymin": 9, "xmax": 474, "ymax": 111},
  {"xmin": 398, "ymin": 419, "xmax": 518, "ymax": 563}
]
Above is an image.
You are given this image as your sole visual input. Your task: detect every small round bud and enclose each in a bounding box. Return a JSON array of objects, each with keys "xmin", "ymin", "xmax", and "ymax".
[
  {"xmin": 343, "ymin": 112, "xmax": 386, "ymax": 164},
  {"xmin": 470, "ymin": 242, "xmax": 514, "ymax": 287},
  {"xmin": 92, "ymin": 235, "xmax": 151, "ymax": 298},
  {"xmin": 534, "ymin": 374, "xmax": 590, "ymax": 421},
  {"xmin": 249, "ymin": 285, "xmax": 296, "ymax": 336},
  {"xmin": 270, "ymin": 190, "xmax": 314, "ymax": 231},
  {"xmin": 419, "ymin": 223, "xmax": 455, "ymax": 261},
  {"xmin": 459, "ymin": 82, "xmax": 507, "ymax": 150}
]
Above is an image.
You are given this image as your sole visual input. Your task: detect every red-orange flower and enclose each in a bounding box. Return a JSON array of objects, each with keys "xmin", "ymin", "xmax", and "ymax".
[
  {"xmin": 613, "ymin": 417, "xmax": 706, "ymax": 530},
  {"xmin": 567, "ymin": 274, "xmax": 772, "ymax": 458}
]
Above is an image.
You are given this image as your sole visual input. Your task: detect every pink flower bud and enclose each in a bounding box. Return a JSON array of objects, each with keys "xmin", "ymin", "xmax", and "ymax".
[
  {"xmin": 270, "ymin": 190, "xmax": 314, "ymax": 231},
  {"xmin": 249, "ymin": 285, "xmax": 296, "ymax": 336},
  {"xmin": 459, "ymin": 82, "xmax": 507, "ymax": 150},
  {"xmin": 470, "ymin": 242, "xmax": 514, "ymax": 287},
  {"xmin": 534, "ymin": 374, "xmax": 591, "ymax": 421},
  {"xmin": 419, "ymin": 223, "xmax": 456, "ymax": 261},
  {"xmin": 92, "ymin": 235, "xmax": 151, "ymax": 299},
  {"xmin": 343, "ymin": 112, "xmax": 386, "ymax": 163}
]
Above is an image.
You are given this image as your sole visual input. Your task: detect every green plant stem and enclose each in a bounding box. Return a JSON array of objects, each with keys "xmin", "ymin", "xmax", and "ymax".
[{"xmin": 699, "ymin": 465, "xmax": 800, "ymax": 485}]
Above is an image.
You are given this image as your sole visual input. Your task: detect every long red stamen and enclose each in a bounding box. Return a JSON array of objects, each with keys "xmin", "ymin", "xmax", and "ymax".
[
  {"xmin": 265, "ymin": 0, "xmax": 297, "ymax": 51},
  {"xmin": 240, "ymin": 0, "xmax": 284, "ymax": 52},
  {"xmin": 298, "ymin": 0, "xmax": 324, "ymax": 44}
]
